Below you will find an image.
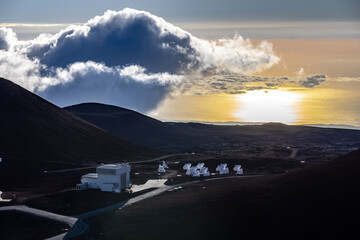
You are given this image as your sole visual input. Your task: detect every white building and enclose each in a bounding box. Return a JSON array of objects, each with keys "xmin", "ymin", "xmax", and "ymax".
[
  {"xmin": 183, "ymin": 163, "xmax": 191, "ymax": 170},
  {"xmin": 76, "ymin": 164, "xmax": 131, "ymax": 193},
  {"xmin": 233, "ymin": 165, "xmax": 242, "ymax": 171},
  {"xmin": 203, "ymin": 171, "xmax": 210, "ymax": 177},
  {"xmin": 216, "ymin": 163, "xmax": 227, "ymax": 172},
  {"xmin": 196, "ymin": 163, "xmax": 205, "ymax": 169},
  {"xmin": 157, "ymin": 164, "xmax": 166, "ymax": 173},
  {"xmin": 200, "ymin": 167, "xmax": 208, "ymax": 174},
  {"xmin": 220, "ymin": 167, "xmax": 229, "ymax": 175},
  {"xmin": 237, "ymin": 168, "xmax": 244, "ymax": 175},
  {"xmin": 186, "ymin": 166, "xmax": 197, "ymax": 175},
  {"xmin": 200, "ymin": 167, "xmax": 210, "ymax": 176},
  {"xmin": 162, "ymin": 161, "xmax": 169, "ymax": 169},
  {"xmin": 0, "ymin": 191, "xmax": 11, "ymax": 202},
  {"xmin": 193, "ymin": 170, "xmax": 201, "ymax": 177}
]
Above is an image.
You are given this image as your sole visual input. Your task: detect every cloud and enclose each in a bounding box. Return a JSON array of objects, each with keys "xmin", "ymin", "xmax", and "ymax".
[
  {"xmin": 21, "ymin": 9, "xmax": 279, "ymax": 74},
  {"xmin": 40, "ymin": 63, "xmax": 183, "ymax": 112},
  {"xmin": 0, "ymin": 8, "xmax": 279, "ymax": 112},
  {"xmin": 192, "ymin": 36, "xmax": 279, "ymax": 73},
  {"xmin": 0, "ymin": 27, "xmax": 17, "ymax": 50},
  {"xmin": 0, "ymin": 43, "xmax": 45, "ymax": 92},
  {"xmin": 32, "ymin": 14, "xmax": 197, "ymax": 74},
  {"xmin": 297, "ymin": 67, "xmax": 304, "ymax": 76},
  {"xmin": 179, "ymin": 71, "xmax": 327, "ymax": 96},
  {"xmin": 299, "ymin": 74, "xmax": 326, "ymax": 88},
  {"xmin": 326, "ymin": 76, "xmax": 360, "ymax": 82}
]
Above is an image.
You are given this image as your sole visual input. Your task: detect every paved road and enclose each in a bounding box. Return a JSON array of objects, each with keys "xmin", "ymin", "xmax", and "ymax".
[
  {"xmin": 43, "ymin": 165, "xmax": 97, "ymax": 174},
  {"xmin": 79, "ymin": 174, "xmax": 262, "ymax": 218},
  {"xmin": 77, "ymin": 185, "xmax": 173, "ymax": 219},
  {"xmin": 0, "ymin": 205, "xmax": 79, "ymax": 240},
  {"xmin": 64, "ymin": 174, "xmax": 260, "ymax": 239},
  {"xmin": 1, "ymin": 174, "xmax": 263, "ymax": 239},
  {"xmin": 44, "ymin": 154, "xmax": 183, "ymax": 174},
  {"xmin": 0, "ymin": 205, "xmax": 77, "ymax": 226},
  {"xmin": 290, "ymin": 148, "xmax": 299, "ymax": 158},
  {"xmin": 63, "ymin": 185, "xmax": 175, "ymax": 239},
  {"xmin": 130, "ymin": 154, "xmax": 184, "ymax": 164}
]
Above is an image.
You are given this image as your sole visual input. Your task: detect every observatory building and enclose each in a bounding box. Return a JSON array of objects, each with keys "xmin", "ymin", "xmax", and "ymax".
[
  {"xmin": 0, "ymin": 191, "xmax": 11, "ymax": 202},
  {"xmin": 76, "ymin": 164, "xmax": 131, "ymax": 193}
]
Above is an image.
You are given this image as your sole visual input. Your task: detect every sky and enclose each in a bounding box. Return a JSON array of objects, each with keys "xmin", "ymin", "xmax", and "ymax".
[
  {"xmin": 1, "ymin": 0, "xmax": 359, "ymax": 22},
  {"xmin": 0, "ymin": 0, "xmax": 359, "ymax": 126}
]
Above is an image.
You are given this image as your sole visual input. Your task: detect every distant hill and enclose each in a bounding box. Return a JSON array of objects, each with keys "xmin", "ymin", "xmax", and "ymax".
[
  {"xmin": 97, "ymin": 148, "xmax": 360, "ymax": 240},
  {"xmin": 64, "ymin": 103, "xmax": 360, "ymax": 152},
  {"xmin": 64, "ymin": 103, "xmax": 182, "ymax": 150},
  {"xmin": 0, "ymin": 78, "xmax": 161, "ymax": 163}
]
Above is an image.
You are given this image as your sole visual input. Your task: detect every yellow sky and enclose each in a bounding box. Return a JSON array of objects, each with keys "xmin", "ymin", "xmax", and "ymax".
[
  {"xmin": 151, "ymin": 81, "xmax": 360, "ymax": 126},
  {"xmin": 150, "ymin": 38, "xmax": 360, "ymax": 126},
  {"xmin": 258, "ymin": 38, "xmax": 360, "ymax": 77}
]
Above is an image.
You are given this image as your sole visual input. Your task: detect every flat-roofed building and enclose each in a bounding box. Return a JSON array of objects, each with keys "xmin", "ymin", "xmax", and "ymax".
[{"xmin": 76, "ymin": 164, "xmax": 131, "ymax": 193}]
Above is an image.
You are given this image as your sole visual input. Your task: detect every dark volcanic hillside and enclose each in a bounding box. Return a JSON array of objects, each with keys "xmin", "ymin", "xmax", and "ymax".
[
  {"xmin": 0, "ymin": 78, "xmax": 161, "ymax": 163},
  {"xmin": 64, "ymin": 103, "xmax": 360, "ymax": 153},
  {"xmin": 87, "ymin": 149, "xmax": 360, "ymax": 240},
  {"xmin": 64, "ymin": 103, "xmax": 183, "ymax": 150}
]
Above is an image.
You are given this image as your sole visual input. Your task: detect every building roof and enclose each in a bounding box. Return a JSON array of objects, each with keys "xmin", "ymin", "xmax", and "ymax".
[
  {"xmin": 82, "ymin": 173, "xmax": 98, "ymax": 179},
  {"xmin": 97, "ymin": 163, "xmax": 130, "ymax": 170}
]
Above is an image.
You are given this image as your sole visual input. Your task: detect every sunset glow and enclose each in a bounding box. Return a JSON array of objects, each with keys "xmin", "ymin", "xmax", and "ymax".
[
  {"xmin": 234, "ymin": 90, "xmax": 303, "ymax": 124},
  {"xmin": 1, "ymin": 1, "xmax": 359, "ymax": 127},
  {"xmin": 1, "ymin": 1, "xmax": 360, "ymax": 238}
]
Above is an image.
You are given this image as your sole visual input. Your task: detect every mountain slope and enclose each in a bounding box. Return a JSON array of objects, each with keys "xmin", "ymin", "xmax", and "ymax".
[
  {"xmin": 64, "ymin": 102, "xmax": 178, "ymax": 140},
  {"xmin": 64, "ymin": 103, "xmax": 191, "ymax": 151},
  {"xmin": 0, "ymin": 78, "xmax": 161, "ymax": 163},
  {"xmin": 91, "ymin": 149, "xmax": 360, "ymax": 240},
  {"xmin": 64, "ymin": 103, "xmax": 360, "ymax": 152}
]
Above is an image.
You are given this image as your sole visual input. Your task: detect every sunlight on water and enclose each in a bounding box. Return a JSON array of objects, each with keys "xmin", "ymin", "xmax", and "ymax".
[{"xmin": 234, "ymin": 90, "xmax": 303, "ymax": 124}]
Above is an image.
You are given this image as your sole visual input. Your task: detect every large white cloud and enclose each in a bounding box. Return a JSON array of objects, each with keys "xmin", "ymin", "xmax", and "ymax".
[
  {"xmin": 21, "ymin": 8, "xmax": 279, "ymax": 74},
  {"xmin": 0, "ymin": 8, "xmax": 280, "ymax": 112},
  {"xmin": 40, "ymin": 63, "xmax": 183, "ymax": 112},
  {"xmin": 0, "ymin": 27, "xmax": 17, "ymax": 50}
]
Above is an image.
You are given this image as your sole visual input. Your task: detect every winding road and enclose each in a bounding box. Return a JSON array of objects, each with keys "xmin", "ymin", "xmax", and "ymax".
[
  {"xmin": 0, "ymin": 205, "xmax": 77, "ymax": 227},
  {"xmin": 290, "ymin": 148, "xmax": 299, "ymax": 158},
  {"xmin": 0, "ymin": 152, "xmax": 263, "ymax": 239},
  {"xmin": 64, "ymin": 174, "xmax": 262, "ymax": 239},
  {"xmin": 0, "ymin": 205, "xmax": 79, "ymax": 240},
  {"xmin": 43, "ymin": 154, "xmax": 183, "ymax": 174}
]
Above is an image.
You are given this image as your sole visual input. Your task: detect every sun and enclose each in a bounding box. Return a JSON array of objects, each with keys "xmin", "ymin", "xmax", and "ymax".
[{"xmin": 233, "ymin": 89, "xmax": 303, "ymax": 124}]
